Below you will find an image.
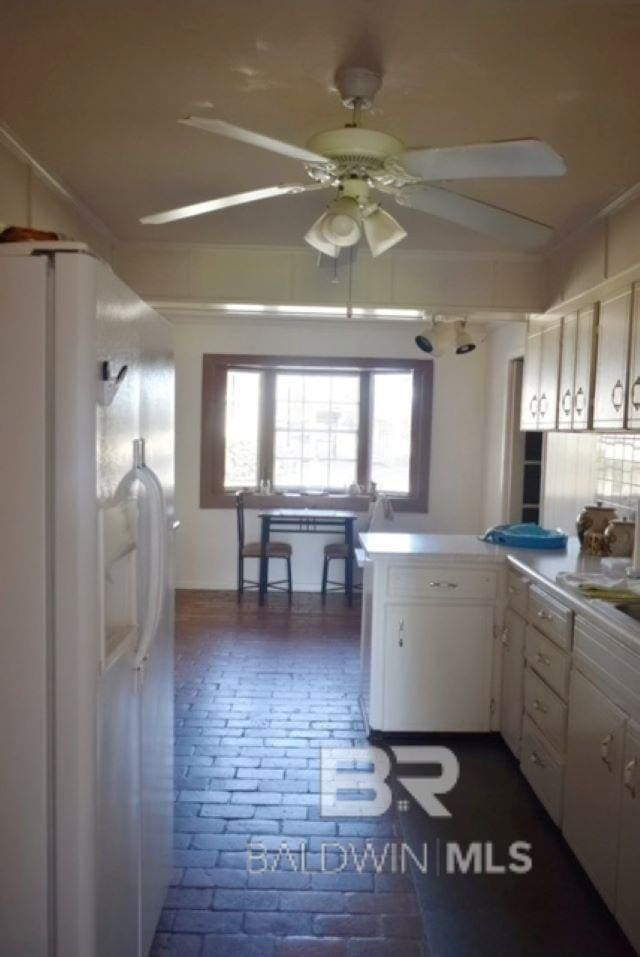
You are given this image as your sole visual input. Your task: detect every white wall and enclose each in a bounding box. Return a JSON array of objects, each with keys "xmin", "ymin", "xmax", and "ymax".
[
  {"xmin": 171, "ymin": 314, "xmax": 488, "ymax": 589},
  {"xmin": 0, "ymin": 135, "xmax": 113, "ymax": 261},
  {"xmin": 542, "ymin": 432, "xmax": 599, "ymax": 534},
  {"xmin": 481, "ymin": 322, "xmax": 527, "ymax": 529}
]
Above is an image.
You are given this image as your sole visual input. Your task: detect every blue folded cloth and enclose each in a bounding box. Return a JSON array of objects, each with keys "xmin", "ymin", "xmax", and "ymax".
[{"xmin": 481, "ymin": 523, "xmax": 568, "ymax": 549}]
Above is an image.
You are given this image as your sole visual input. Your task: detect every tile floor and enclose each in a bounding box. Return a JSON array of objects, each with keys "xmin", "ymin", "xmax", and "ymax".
[{"xmin": 151, "ymin": 590, "xmax": 634, "ymax": 957}]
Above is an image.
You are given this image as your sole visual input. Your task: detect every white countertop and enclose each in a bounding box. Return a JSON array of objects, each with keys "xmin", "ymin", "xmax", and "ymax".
[
  {"xmin": 359, "ymin": 532, "xmax": 640, "ymax": 656},
  {"xmin": 358, "ymin": 532, "xmax": 509, "ymax": 560}
]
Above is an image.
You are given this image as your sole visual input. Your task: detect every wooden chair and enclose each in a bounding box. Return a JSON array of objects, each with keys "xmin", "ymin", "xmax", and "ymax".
[
  {"xmin": 321, "ymin": 493, "xmax": 379, "ymax": 600},
  {"xmin": 236, "ymin": 491, "xmax": 292, "ymax": 599}
]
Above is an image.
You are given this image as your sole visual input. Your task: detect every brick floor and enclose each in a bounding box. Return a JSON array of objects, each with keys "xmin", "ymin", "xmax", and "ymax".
[{"xmin": 151, "ymin": 590, "xmax": 425, "ymax": 957}]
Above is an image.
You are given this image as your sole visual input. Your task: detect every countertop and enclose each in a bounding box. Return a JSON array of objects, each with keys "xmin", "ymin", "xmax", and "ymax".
[{"xmin": 359, "ymin": 532, "xmax": 640, "ymax": 656}]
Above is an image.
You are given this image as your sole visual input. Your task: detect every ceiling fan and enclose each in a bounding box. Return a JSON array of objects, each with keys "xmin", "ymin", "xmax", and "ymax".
[{"xmin": 141, "ymin": 66, "xmax": 566, "ymax": 255}]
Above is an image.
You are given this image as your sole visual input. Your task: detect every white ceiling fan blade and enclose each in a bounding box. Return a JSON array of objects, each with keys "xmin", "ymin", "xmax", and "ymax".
[
  {"xmin": 140, "ymin": 183, "xmax": 324, "ymax": 225},
  {"xmin": 399, "ymin": 139, "xmax": 566, "ymax": 180},
  {"xmin": 396, "ymin": 185, "xmax": 553, "ymax": 250},
  {"xmin": 178, "ymin": 116, "xmax": 327, "ymax": 164}
]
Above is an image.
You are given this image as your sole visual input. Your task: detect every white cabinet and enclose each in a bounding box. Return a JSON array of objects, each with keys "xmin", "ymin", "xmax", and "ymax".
[
  {"xmin": 500, "ymin": 607, "xmax": 526, "ymax": 757},
  {"xmin": 520, "ymin": 326, "xmax": 543, "ymax": 430},
  {"xmin": 593, "ymin": 288, "xmax": 632, "ymax": 430},
  {"xmin": 558, "ymin": 311, "xmax": 577, "ymax": 431},
  {"xmin": 557, "ymin": 306, "xmax": 598, "ymax": 431},
  {"xmin": 617, "ymin": 721, "xmax": 640, "ymax": 952},
  {"xmin": 625, "ymin": 283, "xmax": 640, "ymax": 429},
  {"xmin": 563, "ymin": 668, "xmax": 626, "ymax": 909},
  {"xmin": 520, "ymin": 319, "xmax": 562, "ymax": 431},
  {"xmin": 382, "ymin": 603, "xmax": 494, "ymax": 732},
  {"xmin": 573, "ymin": 304, "xmax": 598, "ymax": 430}
]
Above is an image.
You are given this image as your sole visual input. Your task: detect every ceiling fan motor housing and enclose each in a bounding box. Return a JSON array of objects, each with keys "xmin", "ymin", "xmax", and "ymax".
[{"xmin": 306, "ymin": 128, "xmax": 405, "ymax": 168}]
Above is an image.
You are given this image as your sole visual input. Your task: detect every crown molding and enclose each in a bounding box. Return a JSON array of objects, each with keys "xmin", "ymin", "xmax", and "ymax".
[{"xmin": 0, "ymin": 122, "xmax": 113, "ymax": 240}]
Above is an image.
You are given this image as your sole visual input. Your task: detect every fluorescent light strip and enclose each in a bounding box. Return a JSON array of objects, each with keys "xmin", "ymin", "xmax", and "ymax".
[{"xmin": 220, "ymin": 303, "xmax": 425, "ymax": 320}]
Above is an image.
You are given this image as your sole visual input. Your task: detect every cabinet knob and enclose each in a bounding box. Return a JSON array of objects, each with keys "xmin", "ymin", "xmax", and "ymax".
[
  {"xmin": 624, "ymin": 757, "xmax": 637, "ymax": 798},
  {"xmin": 533, "ymin": 698, "xmax": 548, "ymax": 715},
  {"xmin": 530, "ymin": 750, "xmax": 546, "ymax": 769},
  {"xmin": 537, "ymin": 610, "xmax": 553, "ymax": 622},
  {"xmin": 600, "ymin": 733, "xmax": 614, "ymax": 771}
]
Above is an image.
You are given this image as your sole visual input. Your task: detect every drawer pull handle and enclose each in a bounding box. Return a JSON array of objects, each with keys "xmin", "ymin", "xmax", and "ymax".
[
  {"xmin": 538, "ymin": 393, "xmax": 548, "ymax": 417},
  {"xmin": 574, "ymin": 386, "xmax": 586, "ymax": 415},
  {"xmin": 537, "ymin": 610, "xmax": 553, "ymax": 621},
  {"xmin": 600, "ymin": 733, "xmax": 614, "ymax": 771},
  {"xmin": 501, "ymin": 628, "xmax": 510, "ymax": 648},
  {"xmin": 533, "ymin": 699, "xmax": 548, "ymax": 715},
  {"xmin": 530, "ymin": 751, "xmax": 546, "ymax": 769},
  {"xmin": 561, "ymin": 388, "xmax": 572, "ymax": 416},
  {"xmin": 535, "ymin": 652, "xmax": 551, "ymax": 667},
  {"xmin": 632, "ymin": 377, "xmax": 640, "ymax": 413},
  {"xmin": 624, "ymin": 758, "xmax": 637, "ymax": 799},
  {"xmin": 529, "ymin": 395, "xmax": 538, "ymax": 416},
  {"xmin": 398, "ymin": 618, "xmax": 404, "ymax": 647},
  {"xmin": 508, "ymin": 586, "xmax": 516, "ymax": 595},
  {"xmin": 428, "ymin": 581, "xmax": 459, "ymax": 589}
]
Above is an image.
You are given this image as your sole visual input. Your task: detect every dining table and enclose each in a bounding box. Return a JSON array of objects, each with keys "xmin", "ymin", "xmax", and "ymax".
[{"xmin": 257, "ymin": 507, "xmax": 359, "ymax": 606}]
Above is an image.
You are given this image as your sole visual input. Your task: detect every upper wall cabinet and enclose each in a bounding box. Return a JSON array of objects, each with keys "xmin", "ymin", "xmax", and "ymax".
[
  {"xmin": 625, "ymin": 283, "xmax": 640, "ymax": 429},
  {"xmin": 520, "ymin": 319, "xmax": 562, "ymax": 432},
  {"xmin": 557, "ymin": 305, "xmax": 598, "ymax": 432},
  {"xmin": 593, "ymin": 288, "xmax": 633, "ymax": 430}
]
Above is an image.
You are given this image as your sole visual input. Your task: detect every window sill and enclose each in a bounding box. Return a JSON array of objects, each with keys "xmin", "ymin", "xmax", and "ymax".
[{"xmin": 201, "ymin": 491, "xmax": 427, "ymax": 512}]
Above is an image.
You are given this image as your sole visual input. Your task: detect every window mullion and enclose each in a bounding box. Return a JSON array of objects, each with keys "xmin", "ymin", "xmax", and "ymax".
[
  {"xmin": 260, "ymin": 369, "xmax": 276, "ymax": 485},
  {"xmin": 357, "ymin": 371, "xmax": 371, "ymax": 490}
]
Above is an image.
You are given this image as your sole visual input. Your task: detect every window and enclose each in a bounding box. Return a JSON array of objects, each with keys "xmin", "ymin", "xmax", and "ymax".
[{"xmin": 201, "ymin": 355, "xmax": 433, "ymax": 512}]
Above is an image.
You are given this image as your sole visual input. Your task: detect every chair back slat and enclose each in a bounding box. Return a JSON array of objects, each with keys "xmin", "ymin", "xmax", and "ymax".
[{"xmin": 236, "ymin": 491, "xmax": 245, "ymax": 550}]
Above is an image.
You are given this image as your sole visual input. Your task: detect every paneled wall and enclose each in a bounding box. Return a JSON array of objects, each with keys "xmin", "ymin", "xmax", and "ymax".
[{"xmin": 0, "ymin": 136, "xmax": 113, "ymax": 261}]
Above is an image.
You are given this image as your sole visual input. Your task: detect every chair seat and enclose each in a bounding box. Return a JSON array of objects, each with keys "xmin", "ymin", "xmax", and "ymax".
[
  {"xmin": 324, "ymin": 542, "xmax": 350, "ymax": 559},
  {"xmin": 242, "ymin": 540, "xmax": 292, "ymax": 558}
]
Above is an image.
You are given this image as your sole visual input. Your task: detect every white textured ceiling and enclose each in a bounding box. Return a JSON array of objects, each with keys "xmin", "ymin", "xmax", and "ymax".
[{"xmin": 1, "ymin": 0, "xmax": 640, "ymax": 252}]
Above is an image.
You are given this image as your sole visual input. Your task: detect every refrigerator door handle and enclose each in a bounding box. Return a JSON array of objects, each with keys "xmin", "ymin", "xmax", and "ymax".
[{"xmin": 131, "ymin": 440, "xmax": 167, "ymax": 670}]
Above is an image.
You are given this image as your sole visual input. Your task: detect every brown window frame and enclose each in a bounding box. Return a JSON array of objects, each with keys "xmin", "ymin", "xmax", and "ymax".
[{"xmin": 200, "ymin": 354, "xmax": 433, "ymax": 512}]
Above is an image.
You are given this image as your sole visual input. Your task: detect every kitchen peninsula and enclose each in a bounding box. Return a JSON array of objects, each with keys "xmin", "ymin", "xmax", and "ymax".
[{"xmin": 359, "ymin": 531, "xmax": 640, "ymax": 952}]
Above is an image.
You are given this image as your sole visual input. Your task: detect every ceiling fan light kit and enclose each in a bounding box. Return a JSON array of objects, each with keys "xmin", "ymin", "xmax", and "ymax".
[{"xmin": 142, "ymin": 65, "xmax": 566, "ymax": 257}]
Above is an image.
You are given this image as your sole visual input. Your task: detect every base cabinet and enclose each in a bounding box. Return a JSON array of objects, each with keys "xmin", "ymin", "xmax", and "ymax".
[
  {"xmin": 500, "ymin": 608, "xmax": 526, "ymax": 757},
  {"xmin": 381, "ymin": 603, "xmax": 494, "ymax": 732},
  {"xmin": 563, "ymin": 668, "xmax": 626, "ymax": 909},
  {"xmin": 617, "ymin": 722, "xmax": 640, "ymax": 952}
]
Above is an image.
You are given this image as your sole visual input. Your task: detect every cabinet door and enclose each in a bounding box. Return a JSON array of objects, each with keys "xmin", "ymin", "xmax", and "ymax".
[
  {"xmin": 500, "ymin": 608, "xmax": 526, "ymax": 757},
  {"xmin": 563, "ymin": 669, "xmax": 625, "ymax": 909},
  {"xmin": 383, "ymin": 603, "xmax": 494, "ymax": 732},
  {"xmin": 520, "ymin": 326, "xmax": 542, "ymax": 430},
  {"xmin": 617, "ymin": 721, "xmax": 640, "ymax": 952},
  {"xmin": 537, "ymin": 321, "xmax": 562, "ymax": 431},
  {"xmin": 558, "ymin": 312, "xmax": 577, "ymax": 431},
  {"xmin": 593, "ymin": 288, "xmax": 632, "ymax": 430},
  {"xmin": 625, "ymin": 283, "xmax": 640, "ymax": 429},
  {"xmin": 573, "ymin": 304, "xmax": 598, "ymax": 430}
]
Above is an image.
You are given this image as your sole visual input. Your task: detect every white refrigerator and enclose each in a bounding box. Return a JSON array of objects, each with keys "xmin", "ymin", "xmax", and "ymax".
[{"xmin": 0, "ymin": 242, "xmax": 175, "ymax": 957}]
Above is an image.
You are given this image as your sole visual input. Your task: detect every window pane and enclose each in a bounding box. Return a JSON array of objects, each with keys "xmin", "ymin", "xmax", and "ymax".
[
  {"xmin": 370, "ymin": 372, "xmax": 413, "ymax": 494},
  {"xmin": 274, "ymin": 374, "xmax": 359, "ymax": 490},
  {"xmin": 224, "ymin": 370, "xmax": 261, "ymax": 488}
]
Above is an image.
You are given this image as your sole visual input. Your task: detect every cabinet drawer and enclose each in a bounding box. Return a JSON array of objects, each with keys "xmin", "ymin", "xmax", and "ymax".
[
  {"xmin": 528, "ymin": 585, "xmax": 573, "ymax": 651},
  {"xmin": 521, "ymin": 716, "xmax": 565, "ymax": 825},
  {"xmin": 524, "ymin": 667, "xmax": 568, "ymax": 753},
  {"xmin": 525, "ymin": 625, "xmax": 570, "ymax": 700},
  {"xmin": 387, "ymin": 565, "xmax": 497, "ymax": 601},
  {"xmin": 507, "ymin": 570, "xmax": 529, "ymax": 618}
]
